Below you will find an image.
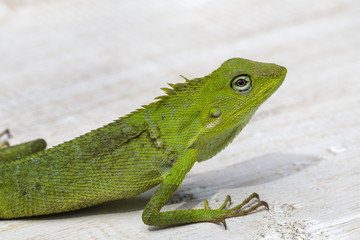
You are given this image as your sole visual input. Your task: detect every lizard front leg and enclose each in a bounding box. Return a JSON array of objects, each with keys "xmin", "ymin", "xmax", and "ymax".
[{"xmin": 142, "ymin": 149, "xmax": 268, "ymax": 228}]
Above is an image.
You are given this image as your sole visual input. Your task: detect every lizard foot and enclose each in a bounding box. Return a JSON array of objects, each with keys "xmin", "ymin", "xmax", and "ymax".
[
  {"xmin": 0, "ymin": 129, "xmax": 11, "ymax": 148},
  {"xmin": 203, "ymin": 193, "xmax": 269, "ymax": 229}
]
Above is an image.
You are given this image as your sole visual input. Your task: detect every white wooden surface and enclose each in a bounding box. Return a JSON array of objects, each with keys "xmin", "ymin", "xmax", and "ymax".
[{"xmin": 0, "ymin": 0, "xmax": 359, "ymax": 239}]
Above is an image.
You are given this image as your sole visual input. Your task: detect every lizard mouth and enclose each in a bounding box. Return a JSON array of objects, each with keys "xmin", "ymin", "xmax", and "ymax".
[
  {"xmin": 245, "ymin": 69, "xmax": 286, "ymax": 112},
  {"xmin": 261, "ymin": 68, "xmax": 287, "ymax": 97}
]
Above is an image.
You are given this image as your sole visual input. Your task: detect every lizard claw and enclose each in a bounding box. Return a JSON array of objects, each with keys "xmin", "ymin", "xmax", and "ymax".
[
  {"xmin": 0, "ymin": 129, "xmax": 11, "ymax": 139},
  {"xmin": 206, "ymin": 193, "xmax": 268, "ymax": 229},
  {"xmin": 0, "ymin": 141, "xmax": 10, "ymax": 149},
  {"xmin": 220, "ymin": 219, "xmax": 227, "ymax": 230},
  {"xmin": 0, "ymin": 129, "xmax": 11, "ymax": 148},
  {"xmin": 219, "ymin": 195, "xmax": 231, "ymax": 210}
]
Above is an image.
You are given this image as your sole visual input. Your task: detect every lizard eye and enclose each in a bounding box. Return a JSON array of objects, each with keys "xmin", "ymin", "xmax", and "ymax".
[{"xmin": 231, "ymin": 75, "xmax": 252, "ymax": 92}]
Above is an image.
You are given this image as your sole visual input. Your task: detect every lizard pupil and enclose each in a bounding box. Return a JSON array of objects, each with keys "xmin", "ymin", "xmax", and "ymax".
[{"xmin": 235, "ymin": 79, "xmax": 247, "ymax": 87}]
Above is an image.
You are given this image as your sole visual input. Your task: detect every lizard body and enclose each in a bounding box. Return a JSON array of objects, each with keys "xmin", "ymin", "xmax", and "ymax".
[{"xmin": 0, "ymin": 58, "xmax": 286, "ymax": 227}]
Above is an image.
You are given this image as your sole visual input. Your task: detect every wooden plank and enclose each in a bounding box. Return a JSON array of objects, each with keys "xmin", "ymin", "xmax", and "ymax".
[{"xmin": 0, "ymin": 0, "xmax": 359, "ymax": 239}]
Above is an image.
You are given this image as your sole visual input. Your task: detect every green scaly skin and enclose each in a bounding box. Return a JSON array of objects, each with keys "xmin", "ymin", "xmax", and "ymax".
[{"xmin": 0, "ymin": 58, "xmax": 286, "ymax": 228}]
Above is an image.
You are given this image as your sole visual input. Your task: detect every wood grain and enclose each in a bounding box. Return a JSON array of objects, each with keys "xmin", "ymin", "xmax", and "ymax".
[{"xmin": 0, "ymin": 0, "xmax": 359, "ymax": 239}]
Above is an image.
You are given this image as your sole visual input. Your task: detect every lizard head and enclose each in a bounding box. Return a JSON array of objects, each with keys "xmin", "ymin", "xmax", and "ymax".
[
  {"xmin": 154, "ymin": 58, "xmax": 286, "ymax": 158},
  {"xmin": 198, "ymin": 58, "xmax": 287, "ymax": 135}
]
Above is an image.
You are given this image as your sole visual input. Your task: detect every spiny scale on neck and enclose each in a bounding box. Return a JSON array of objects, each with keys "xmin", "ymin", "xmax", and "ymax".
[{"xmin": 154, "ymin": 75, "xmax": 204, "ymax": 101}]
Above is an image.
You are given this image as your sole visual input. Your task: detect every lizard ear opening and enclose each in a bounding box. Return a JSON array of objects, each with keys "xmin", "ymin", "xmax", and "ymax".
[{"xmin": 209, "ymin": 106, "xmax": 221, "ymax": 118}]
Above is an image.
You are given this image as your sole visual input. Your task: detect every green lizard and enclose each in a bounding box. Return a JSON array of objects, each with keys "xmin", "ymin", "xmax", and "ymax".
[{"xmin": 0, "ymin": 58, "xmax": 286, "ymax": 228}]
